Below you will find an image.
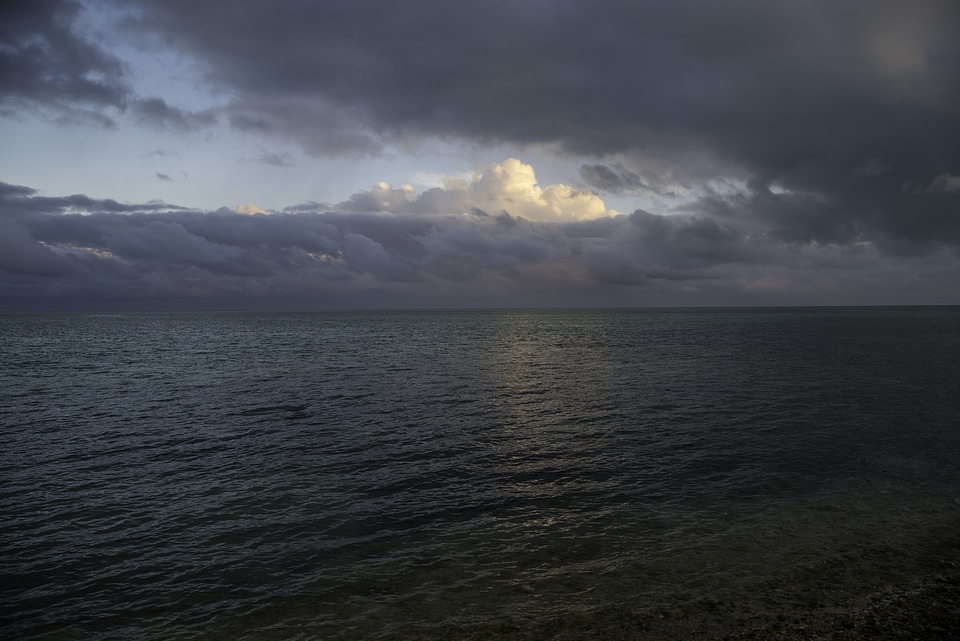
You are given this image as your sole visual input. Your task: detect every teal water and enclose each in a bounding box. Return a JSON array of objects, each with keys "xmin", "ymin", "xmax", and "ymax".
[{"xmin": 2, "ymin": 307, "xmax": 959, "ymax": 639}]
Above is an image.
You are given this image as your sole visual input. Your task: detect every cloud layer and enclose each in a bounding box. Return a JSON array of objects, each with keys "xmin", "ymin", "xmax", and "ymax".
[{"xmin": 3, "ymin": 170, "xmax": 958, "ymax": 311}]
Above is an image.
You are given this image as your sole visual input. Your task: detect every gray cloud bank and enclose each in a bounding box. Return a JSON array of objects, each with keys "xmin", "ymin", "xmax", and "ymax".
[
  {"xmin": 113, "ymin": 1, "xmax": 959, "ymax": 195},
  {"xmin": 2, "ymin": 179, "xmax": 958, "ymax": 311}
]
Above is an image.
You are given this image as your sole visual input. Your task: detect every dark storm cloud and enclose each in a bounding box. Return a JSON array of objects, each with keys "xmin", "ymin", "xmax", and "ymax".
[
  {"xmin": 101, "ymin": 0, "xmax": 960, "ymax": 250},
  {"xmin": 2, "ymin": 180, "xmax": 959, "ymax": 310},
  {"xmin": 690, "ymin": 179, "xmax": 960, "ymax": 254},
  {"xmin": 110, "ymin": 0, "xmax": 960, "ymax": 157},
  {"xmin": 0, "ymin": 0, "xmax": 128, "ymax": 124},
  {"xmin": 227, "ymin": 99, "xmax": 383, "ymax": 156},
  {"xmin": 0, "ymin": 1, "xmax": 216, "ymax": 130}
]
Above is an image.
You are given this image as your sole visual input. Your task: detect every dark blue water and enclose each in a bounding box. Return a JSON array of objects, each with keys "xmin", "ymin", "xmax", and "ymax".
[{"xmin": 2, "ymin": 308, "xmax": 959, "ymax": 640}]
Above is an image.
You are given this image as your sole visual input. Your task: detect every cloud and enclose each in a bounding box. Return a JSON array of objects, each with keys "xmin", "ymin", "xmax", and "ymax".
[
  {"xmin": 0, "ymin": 182, "xmax": 38, "ymax": 199},
  {"xmin": 924, "ymin": 174, "xmax": 960, "ymax": 194},
  {"xmin": 0, "ymin": 2, "xmax": 217, "ymax": 131},
  {"xmin": 108, "ymin": 1, "xmax": 958, "ymax": 155},
  {"xmin": 338, "ymin": 159, "xmax": 617, "ymax": 222},
  {"xmin": 577, "ymin": 162, "xmax": 698, "ymax": 198},
  {"xmin": 65, "ymin": 0, "xmax": 951, "ymax": 250},
  {"xmin": 0, "ymin": 0, "xmax": 129, "ymax": 124},
  {"xmin": 242, "ymin": 150, "xmax": 295, "ymax": 168},
  {"xmin": 235, "ymin": 204, "xmax": 270, "ymax": 216},
  {"xmin": 579, "ymin": 163, "xmax": 647, "ymax": 195},
  {"xmin": 853, "ymin": 157, "xmax": 892, "ymax": 177},
  {"xmin": 0, "ymin": 180, "xmax": 186, "ymax": 220},
  {"xmin": 226, "ymin": 98, "xmax": 383, "ymax": 157},
  {"xmin": 257, "ymin": 152, "xmax": 294, "ymax": 168},
  {"xmin": 130, "ymin": 98, "xmax": 217, "ymax": 131},
  {"xmin": 9, "ymin": 2, "xmax": 959, "ymax": 178},
  {"xmin": 144, "ymin": 148, "xmax": 177, "ymax": 159},
  {"xmin": 2, "ymin": 1, "xmax": 958, "ymax": 297},
  {"xmin": 0, "ymin": 218, "xmax": 69, "ymax": 276},
  {"xmin": 3, "ymin": 176, "xmax": 959, "ymax": 310}
]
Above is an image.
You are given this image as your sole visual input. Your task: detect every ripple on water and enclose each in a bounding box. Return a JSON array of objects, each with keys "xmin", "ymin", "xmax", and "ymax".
[{"xmin": 1, "ymin": 308, "xmax": 959, "ymax": 640}]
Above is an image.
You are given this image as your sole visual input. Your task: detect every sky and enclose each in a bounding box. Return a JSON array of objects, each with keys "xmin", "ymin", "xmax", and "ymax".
[{"xmin": 1, "ymin": 0, "xmax": 959, "ymax": 310}]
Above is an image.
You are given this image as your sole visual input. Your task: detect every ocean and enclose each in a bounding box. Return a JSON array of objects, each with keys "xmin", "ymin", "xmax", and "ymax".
[{"xmin": 2, "ymin": 307, "xmax": 959, "ymax": 640}]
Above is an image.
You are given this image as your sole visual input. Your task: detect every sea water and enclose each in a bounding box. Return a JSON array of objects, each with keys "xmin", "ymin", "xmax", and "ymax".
[{"xmin": 2, "ymin": 307, "xmax": 959, "ymax": 640}]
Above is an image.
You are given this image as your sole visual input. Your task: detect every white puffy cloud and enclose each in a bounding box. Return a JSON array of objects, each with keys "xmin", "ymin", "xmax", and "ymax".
[{"xmin": 338, "ymin": 159, "xmax": 618, "ymax": 222}]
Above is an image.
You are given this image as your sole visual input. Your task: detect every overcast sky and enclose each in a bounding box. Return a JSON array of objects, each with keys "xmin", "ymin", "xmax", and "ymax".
[{"xmin": 2, "ymin": 0, "xmax": 959, "ymax": 310}]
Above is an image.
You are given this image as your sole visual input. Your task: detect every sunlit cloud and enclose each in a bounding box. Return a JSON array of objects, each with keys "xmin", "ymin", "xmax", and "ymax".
[
  {"xmin": 338, "ymin": 159, "xmax": 618, "ymax": 222},
  {"xmin": 235, "ymin": 203, "xmax": 270, "ymax": 216}
]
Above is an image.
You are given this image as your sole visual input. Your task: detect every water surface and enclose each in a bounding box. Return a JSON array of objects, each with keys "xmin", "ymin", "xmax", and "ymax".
[{"xmin": 2, "ymin": 307, "xmax": 959, "ymax": 639}]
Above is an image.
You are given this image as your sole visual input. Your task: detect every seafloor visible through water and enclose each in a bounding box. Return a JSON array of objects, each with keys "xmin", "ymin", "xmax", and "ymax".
[{"xmin": 2, "ymin": 307, "xmax": 959, "ymax": 640}]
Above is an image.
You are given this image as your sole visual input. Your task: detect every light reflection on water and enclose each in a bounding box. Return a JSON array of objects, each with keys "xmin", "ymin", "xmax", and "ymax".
[{"xmin": 1, "ymin": 308, "xmax": 959, "ymax": 640}]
